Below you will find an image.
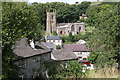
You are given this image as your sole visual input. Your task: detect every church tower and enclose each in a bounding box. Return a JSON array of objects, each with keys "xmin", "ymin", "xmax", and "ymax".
[{"xmin": 46, "ymin": 9, "xmax": 56, "ymax": 35}]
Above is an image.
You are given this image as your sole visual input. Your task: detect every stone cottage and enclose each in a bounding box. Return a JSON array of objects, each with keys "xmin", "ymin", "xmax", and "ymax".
[
  {"xmin": 51, "ymin": 49, "xmax": 78, "ymax": 61},
  {"xmin": 13, "ymin": 38, "xmax": 52, "ymax": 79},
  {"xmin": 46, "ymin": 36, "xmax": 62, "ymax": 46},
  {"xmin": 51, "ymin": 49, "xmax": 78, "ymax": 68},
  {"xmin": 63, "ymin": 44, "xmax": 90, "ymax": 60}
]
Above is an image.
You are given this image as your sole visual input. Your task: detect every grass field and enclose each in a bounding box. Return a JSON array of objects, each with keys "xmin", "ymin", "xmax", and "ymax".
[{"xmin": 85, "ymin": 67, "xmax": 119, "ymax": 78}]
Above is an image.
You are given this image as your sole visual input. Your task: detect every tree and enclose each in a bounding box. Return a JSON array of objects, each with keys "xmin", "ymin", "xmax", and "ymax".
[
  {"xmin": 52, "ymin": 31, "xmax": 58, "ymax": 36},
  {"xmin": 57, "ymin": 5, "xmax": 79, "ymax": 23},
  {"xmin": 2, "ymin": 44, "xmax": 19, "ymax": 79},
  {"xmin": 68, "ymin": 32, "xmax": 74, "ymax": 42},
  {"xmin": 57, "ymin": 61, "xmax": 85, "ymax": 78},
  {"xmin": 31, "ymin": 1, "xmax": 91, "ymax": 24},
  {"xmin": 2, "ymin": 2, "xmax": 41, "ymax": 45},
  {"xmin": 73, "ymin": 32, "xmax": 91, "ymax": 42},
  {"xmin": 2, "ymin": 2, "xmax": 43, "ymax": 79},
  {"xmin": 31, "ymin": 3, "xmax": 46, "ymax": 30},
  {"xmin": 56, "ymin": 45, "xmax": 61, "ymax": 49},
  {"xmin": 44, "ymin": 61, "xmax": 85, "ymax": 78},
  {"xmin": 86, "ymin": 3, "xmax": 119, "ymax": 68},
  {"xmin": 43, "ymin": 61, "xmax": 62, "ymax": 78},
  {"xmin": 76, "ymin": 1, "xmax": 91, "ymax": 16},
  {"xmin": 32, "ymin": 2, "xmax": 38, "ymax": 5}
]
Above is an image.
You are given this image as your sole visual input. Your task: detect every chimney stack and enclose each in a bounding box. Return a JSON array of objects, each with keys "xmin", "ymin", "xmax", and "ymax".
[{"xmin": 29, "ymin": 39, "xmax": 35, "ymax": 49}]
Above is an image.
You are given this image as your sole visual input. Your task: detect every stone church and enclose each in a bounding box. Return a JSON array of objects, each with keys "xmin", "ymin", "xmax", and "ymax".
[{"xmin": 46, "ymin": 10, "xmax": 85, "ymax": 36}]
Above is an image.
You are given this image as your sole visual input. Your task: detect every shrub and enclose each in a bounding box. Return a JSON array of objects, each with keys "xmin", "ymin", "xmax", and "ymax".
[
  {"xmin": 88, "ymin": 51, "xmax": 116, "ymax": 68},
  {"xmin": 56, "ymin": 45, "xmax": 61, "ymax": 49},
  {"xmin": 52, "ymin": 31, "xmax": 58, "ymax": 36},
  {"xmin": 68, "ymin": 32, "xmax": 74, "ymax": 42},
  {"xmin": 86, "ymin": 67, "xmax": 118, "ymax": 78}
]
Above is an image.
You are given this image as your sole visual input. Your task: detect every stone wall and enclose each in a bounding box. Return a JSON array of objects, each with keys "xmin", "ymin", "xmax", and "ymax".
[{"xmin": 15, "ymin": 52, "xmax": 51, "ymax": 78}]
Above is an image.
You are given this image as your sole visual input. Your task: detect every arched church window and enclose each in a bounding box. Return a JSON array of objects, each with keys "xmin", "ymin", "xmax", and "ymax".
[
  {"xmin": 52, "ymin": 15, "xmax": 54, "ymax": 19},
  {"xmin": 60, "ymin": 31, "xmax": 62, "ymax": 35},
  {"xmin": 79, "ymin": 27, "xmax": 81, "ymax": 32},
  {"xmin": 71, "ymin": 25, "xmax": 74, "ymax": 31},
  {"xmin": 51, "ymin": 21, "xmax": 54, "ymax": 23}
]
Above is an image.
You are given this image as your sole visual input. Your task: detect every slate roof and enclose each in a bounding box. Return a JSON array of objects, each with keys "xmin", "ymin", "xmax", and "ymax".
[
  {"xmin": 13, "ymin": 38, "xmax": 51, "ymax": 58},
  {"xmin": 57, "ymin": 23, "xmax": 68, "ymax": 26},
  {"xmin": 46, "ymin": 36, "xmax": 62, "ymax": 40},
  {"xmin": 52, "ymin": 49, "xmax": 78, "ymax": 61},
  {"xmin": 44, "ymin": 42, "xmax": 56, "ymax": 50},
  {"xmin": 57, "ymin": 22, "xmax": 85, "ymax": 28},
  {"xmin": 63, "ymin": 44, "xmax": 89, "ymax": 52},
  {"xmin": 57, "ymin": 23, "xmax": 84, "ymax": 26}
]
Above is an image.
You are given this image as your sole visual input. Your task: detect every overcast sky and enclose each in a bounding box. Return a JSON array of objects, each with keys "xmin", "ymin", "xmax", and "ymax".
[{"xmin": 28, "ymin": 0, "xmax": 99, "ymax": 4}]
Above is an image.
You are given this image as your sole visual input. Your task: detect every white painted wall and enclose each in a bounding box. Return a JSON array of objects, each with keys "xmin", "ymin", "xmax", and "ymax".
[
  {"xmin": 46, "ymin": 40, "xmax": 62, "ymax": 46},
  {"xmin": 73, "ymin": 52, "xmax": 90, "ymax": 59},
  {"xmin": 29, "ymin": 40, "xmax": 35, "ymax": 49},
  {"xmin": 51, "ymin": 53, "xmax": 56, "ymax": 60}
]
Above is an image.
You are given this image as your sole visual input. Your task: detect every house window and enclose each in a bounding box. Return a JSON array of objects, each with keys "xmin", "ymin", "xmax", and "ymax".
[
  {"xmin": 19, "ymin": 59, "xmax": 27, "ymax": 66},
  {"xmin": 44, "ymin": 56, "xmax": 46, "ymax": 59},
  {"xmin": 79, "ymin": 57, "xmax": 82, "ymax": 59},
  {"xmin": 50, "ymin": 48, "xmax": 53, "ymax": 50},
  {"xmin": 33, "ymin": 57, "xmax": 37, "ymax": 61},
  {"xmin": 79, "ymin": 57, "xmax": 82, "ymax": 60},
  {"xmin": 24, "ymin": 60, "xmax": 27, "ymax": 66},
  {"xmin": 47, "ymin": 40, "xmax": 49, "ymax": 42},
  {"xmin": 68, "ymin": 30, "xmax": 70, "ymax": 33},
  {"xmin": 78, "ymin": 52, "xmax": 82, "ymax": 55},
  {"xmin": 86, "ymin": 64, "xmax": 91, "ymax": 67}
]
